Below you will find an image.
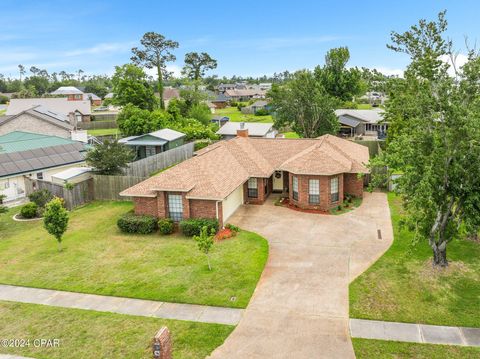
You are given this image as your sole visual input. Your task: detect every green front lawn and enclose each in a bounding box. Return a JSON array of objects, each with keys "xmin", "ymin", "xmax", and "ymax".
[
  {"xmin": 352, "ymin": 338, "xmax": 480, "ymax": 358},
  {"xmin": 87, "ymin": 128, "xmax": 120, "ymax": 137},
  {"xmin": 0, "ymin": 201, "xmax": 268, "ymax": 308},
  {"xmin": 350, "ymin": 193, "xmax": 480, "ymax": 327},
  {"xmin": 0, "ymin": 301, "xmax": 233, "ymax": 359},
  {"xmin": 214, "ymin": 106, "xmax": 273, "ymax": 123}
]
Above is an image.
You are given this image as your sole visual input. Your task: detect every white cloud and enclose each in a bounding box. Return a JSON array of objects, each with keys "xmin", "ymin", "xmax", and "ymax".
[
  {"xmin": 440, "ymin": 53, "xmax": 468, "ymax": 76},
  {"xmin": 145, "ymin": 64, "xmax": 182, "ymax": 78},
  {"xmin": 65, "ymin": 42, "xmax": 135, "ymax": 57}
]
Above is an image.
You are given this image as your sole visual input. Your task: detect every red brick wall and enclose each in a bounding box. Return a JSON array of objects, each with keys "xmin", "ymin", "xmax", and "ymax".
[
  {"xmin": 133, "ymin": 197, "xmax": 158, "ymax": 216},
  {"xmin": 243, "ymin": 177, "xmax": 266, "ymax": 204},
  {"xmin": 289, "ymin": 173, "xmax": 344, "ymax": 211},
  {"xmin": 343, "ymin": 173, "xmax": 364, "ymax": 198},
  {"xmin": 189, "ymin": 199, "xmax": 223, "ymax": 225}
]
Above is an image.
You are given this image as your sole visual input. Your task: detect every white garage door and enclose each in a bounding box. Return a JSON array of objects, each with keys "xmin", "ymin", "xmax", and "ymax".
[{"xmin": 222, "ymin": 185, "xmax": 244, "ymax": 223}]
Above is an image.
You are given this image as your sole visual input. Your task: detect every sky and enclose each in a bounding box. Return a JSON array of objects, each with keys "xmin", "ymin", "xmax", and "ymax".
[{"xmin": 0, "ymin": 0, "xmax": 478, "ymax": 79}]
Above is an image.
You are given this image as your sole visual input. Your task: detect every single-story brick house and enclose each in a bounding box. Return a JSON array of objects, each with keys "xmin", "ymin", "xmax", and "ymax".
[{"xmin": 121, "ymin": 129, "xmax": 369, "ymax": 226}]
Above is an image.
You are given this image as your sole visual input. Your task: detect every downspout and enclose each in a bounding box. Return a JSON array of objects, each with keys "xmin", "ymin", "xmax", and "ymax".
[{"xmin": 215, "ymin": 200, "xmax": 222, "ymax": 228}]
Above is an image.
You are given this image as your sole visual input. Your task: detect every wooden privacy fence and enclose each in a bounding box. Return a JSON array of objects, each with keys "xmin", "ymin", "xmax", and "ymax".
[
  {"xmin": 78, "ymin": 120, "xmax": 117, "ymax": 130},
  {"xmin": 124, "ymin": 142, "xmax": 195, "ymax": 177},
  {"xmin": 24, "ymin": 178, "xmax": 93, "ymax": 210},
  {"xmin": 92, "ymin": 175, "xmax": 147, "ymax": 201}
]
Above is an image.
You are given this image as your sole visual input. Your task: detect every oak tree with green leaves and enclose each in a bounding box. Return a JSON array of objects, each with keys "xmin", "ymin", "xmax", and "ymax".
[
  {"xmin": 370, "ymin": 11, "xmax": 480, "ymax": 267},
  {"xmin": 111, "ymin": 64, "xmax": 157, "ymax": 111},
  {"xmin": 86, "ymin": 139, "xmax": 134, "ymax": 175},
  {"xmin": 131, "ymin": 32, "xmax": 179, "ymax": 109},
  {"xmin": 43, "ymin": 197, "xmax": 69, "ymax": 252},
  {"xmin": 269, "ymin": 70, "xmax": 339, "ymax": 138}
]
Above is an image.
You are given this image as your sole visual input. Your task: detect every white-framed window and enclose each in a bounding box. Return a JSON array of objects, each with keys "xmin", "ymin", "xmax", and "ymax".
[
  {"xmin": 292, "ymin": 176, "xmax": 298, "ymax": 201},
  {"xmin": 168, "ymin": 194, "xmax": 183, "ymax": 221},
  {"xmin": 247, "ymin": 178, "xmax": 258, "ymax": 198},
  {"xmin": 36, "ymin": 172, "xmax": 44, "ymax": 180},
  {"xmin": 145, "ymin": 146, "xmax": 156, "ymax": 157},
  {"xmin": 75, "ymin": 113, "xmax": 82, "ymax": 123},
  {"xmin": 309, "ymin": 179, "xmax": 320, "ymax": 204},
  {"xmin": 330, "ymin": 177, "xmax": 339, "ymax": 202}
]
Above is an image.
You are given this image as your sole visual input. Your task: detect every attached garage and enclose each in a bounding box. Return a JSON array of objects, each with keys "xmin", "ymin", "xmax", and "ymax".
[{"xmin": 222, "ymin": 184, "xmax": 244, "ymax": 223}]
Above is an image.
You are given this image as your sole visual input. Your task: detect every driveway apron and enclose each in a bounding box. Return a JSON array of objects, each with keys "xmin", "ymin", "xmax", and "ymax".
[{"xmin": 209, "ymin": 192, "xmax": 393, "ymax": 359}]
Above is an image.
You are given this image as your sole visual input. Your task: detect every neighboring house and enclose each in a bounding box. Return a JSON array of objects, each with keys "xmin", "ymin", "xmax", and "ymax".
[
  {"xmin": 50, "ymin": 86, "xmax": 84, "ymax": 101},
  {"xmin": 335, "ymin": 109, "xmax": 387, "ymax": 139},
  {"xmin": 120, "ymin": 134, "xmax": 369, "ymax": 225},
  {"xmin": 217, "ymin": 83, "xmax": 236, "ymax": 93},
  {"xmin": 119, "ymin": 128, "xmax": 186, "ymax": 160},
  {"xmin": 241, "ymin": 100, "xmax": 269, "ymax": 114},
  {"xmin": 216, "ymin": 122, "xmax": 277, "ymax": 139},
  {"xmin": 0, "ymin": 131, "xmax": 87, "ymax": 202},
  {"xmin": 0, "ymin": 105, "xmax": 74, "ymax": 138},
  {"xmin": 7, "ymin": 98, "xmax": 92, "ymax": 123},
  {"xmin": 104, "ymin": 92, "xmax": 114, "ymax": 99},
  {"xmin": 211, "ymin": 93, "xmax": 230, "ymax": 109},
  {"xmin": 162, "ymin": 87, "xmax": 181, "ymax": 107},
  {"xmin": 224, "ymin": 89, "xmax": 267, "ymax": 102},
  {"xmin": 205, "ymin": 101, "xmax": 216, "ymax": 113},
  {"xmin": 84, "ymin": 93, "xmax": 102, "ymax": 106},
  {"xmin": 211, "ymin": 116, "xmax": 230, "ymax": 127}
]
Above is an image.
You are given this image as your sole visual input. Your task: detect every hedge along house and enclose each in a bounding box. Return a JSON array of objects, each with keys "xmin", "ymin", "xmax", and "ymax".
[{"xmin": 121, "ymin": 130, "xmax": 369, "ymax": 226}]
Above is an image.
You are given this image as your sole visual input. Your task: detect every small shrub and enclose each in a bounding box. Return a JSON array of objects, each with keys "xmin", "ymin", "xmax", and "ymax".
[
  {"xmin": 158, "ymin": 218, "xmax": 174, "ymax": 235},
  {"xmin": 117, "ymin": 213, "xmax": 157, "ymax": 234},
  {"xmin": 0, "ymin": 194, "xmax": 6, "ymax": 204},
  {"xmin": 337, "ymin": 205, "xmax": 342, "ymax": 212},
  {"xmin": 254, "ymin": 108, "xmax": 269, "ymax": 116},
  {"xmin": 225, "ymin": 223, "xmax": 240, "ymax": 232},
  {"xmin": 194, "ymin": 140, "xmax": 211, "ymax": 151},
  {"xmin": 64, "ymin": 182, "xmax": 75, "ymax": 190},
  {"xmin": 28, "ymin": 189, "xmax": 53, "ymax": 208},
  {"xmin": 180, "ymin": 218, "xmax": 219, "ymax": 237},
  {"xmin": 341, "ymin": 101, "xmax": 358, "ymax": 109},
  {"xmin": 20, "ymin": 202, "xmax": 38, "ymax": 218}
]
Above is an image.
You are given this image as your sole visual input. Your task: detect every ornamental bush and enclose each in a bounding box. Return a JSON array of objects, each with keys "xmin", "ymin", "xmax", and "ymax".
[
  {"xmin": 158, "ymin": 218, "xmax": 174, "ymax": 235},
  {"xmin": 179, "ymin": 218, "xmax": 219, "ymax": 237},
  {"xmin": 28, "ymin": 189, "xmax": 53, "ymax": 209},
  {"xmin": 117, "ymin": 212, "xmax": 157, "ymax": 234},
  {"xmin": 20, "ymin": 202, "xmax": 38, "ymax": 219}
]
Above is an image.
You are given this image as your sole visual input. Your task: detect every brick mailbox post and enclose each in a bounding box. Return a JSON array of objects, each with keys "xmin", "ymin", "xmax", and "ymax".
[{"xmin": 153, "ymin": 326, "xmax": 172, "ymax": 359}]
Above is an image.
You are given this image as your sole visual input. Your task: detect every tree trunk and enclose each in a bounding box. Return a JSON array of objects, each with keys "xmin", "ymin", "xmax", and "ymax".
[
  {"xmin": 206, "ymin": 254, "xmax": 211, "ymax": 271},
  {"xmin": 432, "ymin": 242, "xmax": 448, "ymax": 267},
  {"xmin": 157, "ymin": 64, "xmax": 164, "ymax": 110},
  {"xmin": 57, "ymin": 240, "xmax": 62, "ymax": 252}
]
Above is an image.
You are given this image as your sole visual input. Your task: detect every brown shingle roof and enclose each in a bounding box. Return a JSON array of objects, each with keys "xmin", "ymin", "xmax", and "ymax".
[{"xmin": 120, "ymin": 135, "xmax": 369, "ymax": 199}]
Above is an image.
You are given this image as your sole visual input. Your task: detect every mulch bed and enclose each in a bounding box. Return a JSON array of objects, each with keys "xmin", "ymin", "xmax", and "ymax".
[
  {"xmin": 215, "ymin": 228, "xmax": 237, "ymax": 241},
  {"xmin": 276, "ymin": 197, "xmax": 329, "ymax": 215}
]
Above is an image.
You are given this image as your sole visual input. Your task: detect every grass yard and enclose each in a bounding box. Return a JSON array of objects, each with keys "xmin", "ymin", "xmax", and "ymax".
[
  {"xmin": 352, "ymin": 338, "xmax": 480, "ymax": 358},
  {"xmin": 283, "ymin": 131, "xmax": 300, "ymax": 138},
  {"xmin": 0, "ymin": 301, "xmax": 233, "ymax": 359},
  {"xmin": 87, "ymin": 128, "xmax": 120, "ymax": 137},
  {"xmin": 214, "ymin": 106, "xmax": 273, "ymax": 123},
  {"xmin": 0, "ymin": 201, "xmax": 268, "ymax": 308},
  {"xmin": 350, "ymin": 192, "xmax": 480, "ymax": 327},
  {"xmin": 356, "ymin": 104, "xmax": 373, "ymax": 109},
  {"xmin": 329, "ymin": 196, "xmax": 362, "ymax": 215}
]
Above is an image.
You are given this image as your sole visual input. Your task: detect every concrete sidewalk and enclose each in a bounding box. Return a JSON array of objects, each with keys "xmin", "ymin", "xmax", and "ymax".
[
  {"xmin": 350, "ymin": 319, "xmax": 480, "ymax": 347},
  {"xmin": 0, "ymin": 284, "xmax": 242, "ymax": 325},
  {"xmin": 0, "ymin": 355, "xmax": 35, "ymax": 359}
]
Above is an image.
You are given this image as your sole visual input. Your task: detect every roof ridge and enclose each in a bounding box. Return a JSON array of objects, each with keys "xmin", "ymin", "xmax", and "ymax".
[{"xmin": 324, "ymin": 137, "xmax": 365, "ymax": 171}]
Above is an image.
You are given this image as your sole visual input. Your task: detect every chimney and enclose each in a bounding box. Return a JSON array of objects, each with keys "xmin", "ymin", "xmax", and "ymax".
[{"xmin": 237, "ymin": 123, "xmax": 249, "ymax": 137}]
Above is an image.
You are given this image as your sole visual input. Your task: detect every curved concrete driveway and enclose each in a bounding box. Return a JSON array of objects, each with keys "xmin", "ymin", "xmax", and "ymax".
[{"xmin": 209, "ymin": 192, "xmax": 393, "ymax": 359}]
